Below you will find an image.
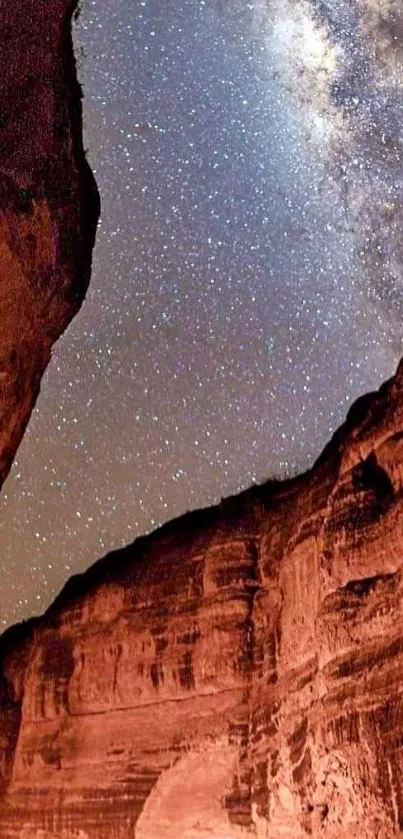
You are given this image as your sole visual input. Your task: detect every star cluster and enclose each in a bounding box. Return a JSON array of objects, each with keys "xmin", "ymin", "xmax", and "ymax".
[{"xmin": 1, "ymin": 0, "xmax": 403, "ymax": 627}]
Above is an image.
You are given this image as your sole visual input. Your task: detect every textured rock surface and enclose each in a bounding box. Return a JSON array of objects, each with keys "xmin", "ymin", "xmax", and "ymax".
[
  {"xmin": 0, "ymin": 0, "xmax": 99, "ymax": 485},
  {"xmin": 2, "ymin": 4, "xmax": 403, "ymax": 834},
  {"xmin": 2, "ymin": 363, "xmax": 403, "ymax": 836}
]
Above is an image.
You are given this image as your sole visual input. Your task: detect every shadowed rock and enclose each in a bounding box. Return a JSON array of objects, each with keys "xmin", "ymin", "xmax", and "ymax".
[{"xmin": 0, "ymin": 0, "xmax": 99, "ymax": 486}]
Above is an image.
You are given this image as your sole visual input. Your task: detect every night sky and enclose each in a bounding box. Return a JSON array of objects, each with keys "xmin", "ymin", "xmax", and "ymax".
[{"xmin": 2, "ymin": 0, "xmax": 403, "ymax": 628}]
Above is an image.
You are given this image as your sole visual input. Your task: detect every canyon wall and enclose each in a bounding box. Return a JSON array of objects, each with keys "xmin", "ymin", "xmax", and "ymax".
[
  {"xmin": 0, "ymin": 0, "xmax": 99, "ymax": 485},
  {"xmin": 1, "ymin": 363, "xmax": 403, "ymax": 837},
  {"xmin": 2, "ymin": 1, "xmax": 403, "ymax": 837}
]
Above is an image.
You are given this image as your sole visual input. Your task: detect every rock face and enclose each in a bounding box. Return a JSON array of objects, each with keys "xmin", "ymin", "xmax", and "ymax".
[
  {"xmin": 1, "ymin": 364, "xmax": 403, "ymax": 837},
  {"xmin": 2, "ymin": 2, "xmax": 403, "ymax": 836},
  {"xmin": 0, "ymin": 0, "xmax": 99, "ymax": 485}
]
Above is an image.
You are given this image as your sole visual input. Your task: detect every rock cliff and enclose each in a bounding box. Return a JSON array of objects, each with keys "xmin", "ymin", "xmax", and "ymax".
[
  {"xmin": 3, "ymin": 1, "xmax": 403, "ymax": 837},
  {"xmin": 1, "ymin": 361, "xmax": 403, "ymax": 837},
  {"xmin": 0, "ymin": 0, "xmax": 99, "ymax": 486}
]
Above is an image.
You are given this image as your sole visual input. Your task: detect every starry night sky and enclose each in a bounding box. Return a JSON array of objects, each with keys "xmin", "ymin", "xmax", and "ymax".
[{"xmin": 1, "ymin": 0, "xmax": 403, "ymax": 627}]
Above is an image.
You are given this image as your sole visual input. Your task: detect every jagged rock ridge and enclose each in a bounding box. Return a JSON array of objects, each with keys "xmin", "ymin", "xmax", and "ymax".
[
  {"xmin": 0, "ymin": 0, "xmax": 99, "ymax": 486},
  {"xmin": 1, "ymin": 362, "xmax": 403, "ymax": 837}
]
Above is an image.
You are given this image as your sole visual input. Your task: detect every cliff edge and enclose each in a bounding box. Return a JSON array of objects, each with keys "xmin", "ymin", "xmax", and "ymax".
[
  {"xmin": 0, "ymin": 0, "xmax": 99, "ymax": 485},
  {"xmin": 1, "ymin": 362, "xmax": 403, "ymax": 837}
]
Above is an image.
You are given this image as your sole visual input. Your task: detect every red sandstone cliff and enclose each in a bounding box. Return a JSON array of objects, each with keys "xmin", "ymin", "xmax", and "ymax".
[
  {"xmin": 1, "ymin": 363, "xmax": 403, "ymax": 837},
  {"xmin": 0, "ymin": 0, "xmax": 99, "ymax": 485},
  {"xmin": 3, "ymin": 2, "xmax": 403, "ymax": 837}
]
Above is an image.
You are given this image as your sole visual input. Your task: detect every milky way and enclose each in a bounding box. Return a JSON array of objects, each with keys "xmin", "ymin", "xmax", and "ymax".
[{"xmin": 1, "ymin": 0, "xmax": 403, "ymax": 627}]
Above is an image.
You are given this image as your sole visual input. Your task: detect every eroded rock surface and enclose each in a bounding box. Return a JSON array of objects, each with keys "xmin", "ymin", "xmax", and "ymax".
[
  {"xmin": 1, "ymin": 364, "xmax": 403, "ymax": 837},
  {"xmin": 4, "ymin": 0, "xmax": 403, "ymax": 836},
  {"xmin": 0, "ymin": 0, "xmax": 99, "ymax": 485}
]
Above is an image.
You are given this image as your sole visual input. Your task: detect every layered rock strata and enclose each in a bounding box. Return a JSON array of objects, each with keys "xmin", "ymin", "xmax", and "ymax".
[
  {"xmin": 1, "ymin": 363, "xmax": 403, "ymax": 836},
  {"xmin": 0, "ymin": 0, "xmax": 99, "ymax": 485}
]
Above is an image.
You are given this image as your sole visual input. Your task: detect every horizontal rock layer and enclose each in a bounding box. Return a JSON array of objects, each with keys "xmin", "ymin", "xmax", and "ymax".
[
  {"xmin": 0, "ymin": 0, "xmax": 99, "ymax": 485},
  {"xmin": 1, "ymin": 363, "xmax": 403, "ymax": 836}
]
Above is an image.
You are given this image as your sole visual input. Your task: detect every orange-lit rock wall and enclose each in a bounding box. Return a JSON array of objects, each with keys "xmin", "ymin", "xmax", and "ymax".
[{"xmin": 1, "ymin": 366, "xmax": 403, "ymax": 836}]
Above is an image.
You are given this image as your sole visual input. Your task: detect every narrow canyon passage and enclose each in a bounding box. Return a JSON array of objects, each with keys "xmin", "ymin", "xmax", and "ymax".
[{"xmin": 1, "ymin": 0, "xmax": 403, "ymax": 628}]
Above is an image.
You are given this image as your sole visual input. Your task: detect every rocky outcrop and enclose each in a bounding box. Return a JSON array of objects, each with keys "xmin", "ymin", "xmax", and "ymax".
[
  {"xmin": 1, "ymin": 363, "xmax": 403, "ymax": 837},
  {"xmin": 0, "ymin": 0, "xmax": 99, "ymax": 485}
]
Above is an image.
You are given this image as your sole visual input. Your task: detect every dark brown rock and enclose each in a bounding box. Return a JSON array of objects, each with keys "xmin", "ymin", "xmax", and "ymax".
[
  {"xmin": 1, "ymin": 363, "xmax": 403, "ymax": 836},
  {"xmin": 0, "ymin": 0, "xmax": 99, "ymax": 486}
]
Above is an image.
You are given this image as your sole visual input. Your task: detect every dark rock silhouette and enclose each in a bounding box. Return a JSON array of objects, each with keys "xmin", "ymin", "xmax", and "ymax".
[{"xmin": 0, "ymin": 0, "xmax": 99, "ymax": 486}]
